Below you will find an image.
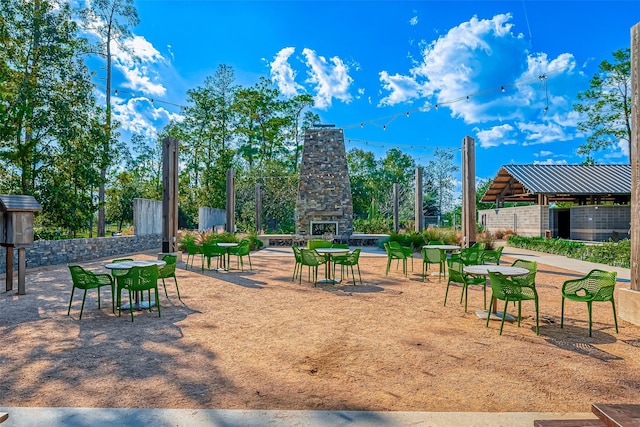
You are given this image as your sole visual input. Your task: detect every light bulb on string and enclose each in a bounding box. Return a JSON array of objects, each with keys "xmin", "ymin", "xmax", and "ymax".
[
  {"xmin": 406, "ymin": 112, "xmax": 410, "ymax": 117},
  {"xmin": 360, "ymin": 123, "xmax": 364, "ymax": 128},
  {"xmin": 114, "ymin": 89, "xmax": 118, "ymax": 95},
  {"xmin": 383, "ymin": 125, "xmax": 386, "ymax": 131},
  {"xmin": 501, "ymin": 86, "xmax": 505, "ymax": 92},
  {"xmin": 435, "ymin": 104, "xmax": 438, "ymax": 110}
]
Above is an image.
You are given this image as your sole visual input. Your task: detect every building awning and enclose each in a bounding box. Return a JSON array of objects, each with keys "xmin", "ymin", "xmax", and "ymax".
[{"xmin": 481, "ymin": 164, "xmax": 631, "ymax": 204}]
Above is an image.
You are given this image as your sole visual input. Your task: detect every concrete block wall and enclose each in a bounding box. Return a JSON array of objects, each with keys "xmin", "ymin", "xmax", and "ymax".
[
  {"xmin": 0, "ymin": 234, "xmax": 161, "ymax": 273},
  {"xmin": 133, "ymin": 198, "xmax": 162, "ymax": 235},
  {"xmin": 199, "ymin": 207, "xmax": 226, "ymax": 231},
  {"xmin": 570, "ymin": 205, "xmax": 631, "ymax": 241},
  {"xmin": 479, "ymin": 205, "xmax": 549, "ymax": 237}
]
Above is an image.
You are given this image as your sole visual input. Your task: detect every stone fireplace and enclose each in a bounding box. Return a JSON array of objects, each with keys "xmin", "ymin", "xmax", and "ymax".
[{"xmin": 295, "ymin": 127, "xmax": 353, "ymax": 239}]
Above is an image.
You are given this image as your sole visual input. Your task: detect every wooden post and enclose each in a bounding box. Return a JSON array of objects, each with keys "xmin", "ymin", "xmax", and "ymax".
[
  {"xmin": 5, "ymin": 245, "xmax": 13, "ymax": 292},
  {"xmin": 162, "ymin": 137, "xmax": 179, "ymax": 254},
  {"xmin": 17, "ymin": 247, "xmax": 25, "ymax": 295},
  {"xmin": 462, "ymin": 136, "xmax": 477, "ymax": 247},
  {"xmin": 393, "ymin": 183, "xmax": 399, "ymax": 233},
  {"xmin": 226, "ymin": 169, "xmax": 236, "ymax": 233},
  {"xmin": 255, "ymin": 183, "xmax": 262, "ymax": 232},
  {"xmin": 631, "ymin": 23, "xmax": 640, "ymax": 292},
  {"xmin": 415, "ymin": 168, "xmax": 424, "ymax": 232}
]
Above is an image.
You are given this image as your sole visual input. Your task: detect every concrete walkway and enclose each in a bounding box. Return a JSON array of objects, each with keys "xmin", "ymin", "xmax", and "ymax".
[
  {"xmin": 0, "ymin": 407, "xmax": 601, "ymax": 426},
  {"xmin": 2, "ymin": 243, "xmax": 620, "ymax": 427}
]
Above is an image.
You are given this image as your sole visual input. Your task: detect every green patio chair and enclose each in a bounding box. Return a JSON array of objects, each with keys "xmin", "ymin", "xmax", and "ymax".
[
  {"xmin": 333, "ymin": 248, "xmax": 362, "ymax": 285},
  {"xmin": 481, "ymin": 246, "xmax": 504, "ymax": 265},
  {"xmin": 487, "ymin": 270, "xmax": 539, "ymax": 335},
  {"xmin": 384, "ymin": 242, "xmax": 408, "ymax": 276},
  {"xmin": 299, "ymin": 248, "xmax": 328, "ymax": 286},
  {"xmin": 158, "ymin": 254, "xmax": 181, "ymax": 301},
  {"xmin": 389, "ymin": 241, "xmax": 413, "ymax": 272},
  {"xmin": 117, "ymin": 265, "xmax": 161, "ymax": 322},
  {"xmin": 185, "ymin": 242, "xmax": 203, "ymax": 270},
  {"xmin": 67, "ymin": 264, "xmax": 115, "ymax": 319},
  {"xmin": 427, "ymin": 240, "xmax": 444, "ymax": 245},
  {"xmin": 292, "ymin": 246, "xmax": 303, "ymax": 282},
  {"xmin": 445, "ymin": 257, "xmax": 486, "ymax": 312},
  {"xmin": 202, "ymin": 242, "xmax": 226, "ymax": 271},
  {"xmin": 421, "ymin": 247, "xmax": 445, "ymax": 282},
  {"xmin": 228, "ymin": 239, "xmax": 252, "ymax": 271},
  {"xmin": 561, "ymin": 269, "xmax": 618, "ymax": 337}
]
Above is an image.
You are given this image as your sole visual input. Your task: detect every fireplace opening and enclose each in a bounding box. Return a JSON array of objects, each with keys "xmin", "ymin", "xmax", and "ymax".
[{"xmin": 311, "ymin": 221, "xmax": 338, "ymax": 236}]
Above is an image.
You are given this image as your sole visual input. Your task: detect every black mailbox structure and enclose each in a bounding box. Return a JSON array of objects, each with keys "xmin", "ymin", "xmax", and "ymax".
[{"xmin": 0, "ymin": 195, "xmax": 42, "ymax": 294}]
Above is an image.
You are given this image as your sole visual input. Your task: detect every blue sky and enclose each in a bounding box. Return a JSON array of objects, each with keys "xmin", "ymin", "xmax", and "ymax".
[{"xmin": 83, "ymin": 0, "xmax": 640, "ymax": 181}]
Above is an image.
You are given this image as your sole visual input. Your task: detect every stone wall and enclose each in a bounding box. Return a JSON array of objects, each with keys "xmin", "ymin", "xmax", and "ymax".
[
  {"xmin": 295, "ymin": 128, "xmax": 353, "ymax": 239},
  {"xmin": 0, "ymin": 234, "xmax": 161, "ymax": 273},
  {"xmin": 479, "ymin": 205, "xmax": 549, "ymax": 237}
]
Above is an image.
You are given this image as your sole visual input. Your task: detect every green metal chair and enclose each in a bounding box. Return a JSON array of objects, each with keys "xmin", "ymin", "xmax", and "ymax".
[
  {"xmin": 292, "ymin": 246, "xmax": 303, "ymax": 282},
  {"xmin": 228, "ymin": 239, "xmax": 252, "ymax": 271},
  {"xmin": 299, "ymin": 248, "xmax": 328, "ymax": 286},
  {"xmin": 487, "ymin": 270, "xmax": 539, "ymax": 335},
  {"xmin": 421, "ymin": 247, "xmax": 445, "ymax": 282},
  {"xmin": 117, "ymin": 265, "xmax": 161, "ymax": 322},
  {"xmin": 202, "ymin": 242, "xmax": 226, "ymax": 271},
  {"xmin": 427, "ymin": 240, "xmax": 444, "ymax": 245},
  {"xmin": 384, "ymin": 242, "xmax": 408, "ymax": 276},
  {"xmin": 333, "ymin": 248, "xmax": 363, "ymax": 285},
  {"xmin": 158, "ymin": 254, "xmax": 181, "ymax": 301},
  {"xmin": 389, "ymin": 241, "xmax": 413, "ymax": 272},
  {"xmin": 456, "ymin": 247, "xmax": 481, "ymax": 266},
  {"xmin": 481, "ymin": 246, "xmax": 504, "ymax": 265},
  {"xmin": 67, "ymin": 264, "xmax": 115, "ymax": 319},
  {"xmin": 307, "ymin": 239, "xmax": 332, "ymax": 250},
  {"xmin": 561, "ymin": 269, "xmax": 618, "ymax": 337},
  {"xmin": 444, "ymin": 257, "xmax": 487, "ymax": 312},
  {"xmin": 185, "ymin": 242, "xmax": 203, "ymax": 270}
]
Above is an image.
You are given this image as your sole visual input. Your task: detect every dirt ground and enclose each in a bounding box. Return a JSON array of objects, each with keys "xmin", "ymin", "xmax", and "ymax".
[{"xmin": 1, "ymin": 246, "xmax": 640, "ymax": 413}]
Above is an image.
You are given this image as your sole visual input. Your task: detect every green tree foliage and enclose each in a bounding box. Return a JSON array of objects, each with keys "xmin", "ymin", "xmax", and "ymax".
[
  {"xmin": 80, "ymin": 0, "xmax": 140, "ymax": 236},
  {"xmin": 0, "ymin": 0, "xmax": 104, "ymax": 235},
  {"xmin": 574, "ymin": 48, "xmax": 631, "ymax": 163},
  {"xmin": 424, "ymin": 148, "xmax": 459, "ymax": 219}
]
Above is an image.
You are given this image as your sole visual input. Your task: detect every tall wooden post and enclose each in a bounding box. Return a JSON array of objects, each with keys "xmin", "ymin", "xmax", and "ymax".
[
  {"xmin": 393, "ymin": 183, "xmax": 399, "ymax": 233},
  {"xmin": 162, "ymin": 137, "xmax": 179, "ymax": 254},
  {"xmin": 631, "ymin": 23, "xmax": 640, "ymax": 293},
  {"xmin": 617, "ymin": 22, "xmax": 640, "ymax": 326},
  {"xmin": 5, "ymin": 245, "xmax": 13, "ymax": 291},
  {"xmin": 415, "ymin": 168, "xmax": 424, "ymax": 232},
  {"xmin": 226, "ymin": 169, "xmax": 236, "ymax": 233},
  {"xmin": 255, "ymin": 183, "xmax": 262, "ymax": 232},
  {"xmin": 462, "ymin": 136, "xmax": 477, "ymax": 247}
]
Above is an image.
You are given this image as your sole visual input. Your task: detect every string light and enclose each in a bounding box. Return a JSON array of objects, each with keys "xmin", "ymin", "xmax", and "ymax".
[{"xmin": 501, "ymin": 86, "xmax": 505, "ymax": 92}]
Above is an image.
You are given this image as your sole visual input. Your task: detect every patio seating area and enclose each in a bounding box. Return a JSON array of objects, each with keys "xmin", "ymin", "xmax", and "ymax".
[{"xmin": 1, "ymin": 244, "xmax": 639, "ymax": 419}]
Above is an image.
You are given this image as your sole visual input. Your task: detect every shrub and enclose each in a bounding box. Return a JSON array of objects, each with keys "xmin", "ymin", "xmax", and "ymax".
[{"xmin": 353, "ymin": 217, "xmax": 392, "ymax": 234}]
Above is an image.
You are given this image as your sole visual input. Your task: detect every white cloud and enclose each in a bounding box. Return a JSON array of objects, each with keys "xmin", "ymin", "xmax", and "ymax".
[
  {"xmin": 475, "ymin": 124, "xmax": 518, "ymax": 148},
  {"xmin": 269, "ymin": 47, "xmax": 304, "ymax": 97},
  {"xmin": 302, "ymin": 48, "xmax": 353, "ymax": 109},
  {"xmin": 377, "ymin": 13, "xmax": 586, "ymax": 149},
  {"xmin": 536, "ymin": 150, "xmax": 553, "ymax": 157},
  {"xmin": 518, "ymin": 122, "xmax": 570, "ymax": 145},
  {"xmin": 378, "ymin": 71, "xmax": 424, "ymax": 106},
  {"xmin": 533, "ymin": 158, "xmax": 568, "ymax": 165},
  {"xmin": 409, "ymin": 16, "xmax": 419, "ymax": 26},
  {"xmin": 112, "ymin": 97, "xmax": 183, "ymax": 139}
]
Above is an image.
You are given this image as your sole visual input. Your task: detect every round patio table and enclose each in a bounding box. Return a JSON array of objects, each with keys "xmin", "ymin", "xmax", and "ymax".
[
  {"xmin": 315, "ymin": 248, "xmax": 349, "ymax": 284},
  {"xmin": 105, "ymin": 260, "xmax": 166, "ymax": 310},
  {"xmin": 216, "ymin": 242, "xmax": 239, "ymax": 270},
  {"xmin": 463, "ymin": 265, "xmax": 529, "ymax": 322}
]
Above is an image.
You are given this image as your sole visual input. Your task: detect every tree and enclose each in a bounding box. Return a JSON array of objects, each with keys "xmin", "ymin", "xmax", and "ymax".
[
  {"xmin": 574, "ymin": 48, "xmax": 631, "ymax": 163},
  {"xmin": 425, "ymin": 148, "xmax": 459, "ymax": 220},
  {"xmin": 80, "ymin": 0, "xmax": 140, "ymax": 237}
]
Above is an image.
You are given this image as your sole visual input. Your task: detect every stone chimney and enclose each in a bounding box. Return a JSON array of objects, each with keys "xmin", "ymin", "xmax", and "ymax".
[{"xmin": 295, "ymin": 128, "xmax": 353, "ymax": 239}]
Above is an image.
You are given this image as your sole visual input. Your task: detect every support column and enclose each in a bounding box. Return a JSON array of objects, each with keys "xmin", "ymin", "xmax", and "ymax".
[
  {"xmin": 226, "ymin": 169, "xmax": 236, "ymax": 233},
  {"xmin": 462, "ymin": 135, "xmax": 477, "ymax": 247},
  {"xmin": 4, "ymin": 245, "xmax": 13, "ymax": 292},
  {"xmin": 162, "ymin": 137, "xmax": 179, "ymax": 254},
  {"xmin": 393, "ymin": 183, "xmax": 399, "ymax": 233},
  {"xmin": 17, "ymin": 247, "xmax": 26, "ymax": 295},
  {"xmin": 415, "ymin": 168, "xmax": 424, "ymax": 232},
  {"xmin": 620, "ymin": 21, "xmax": 640, "ymax": 325},
  {"xmin": 255, "ymin": 183, "xmax": 262, "ymax": 232}
]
